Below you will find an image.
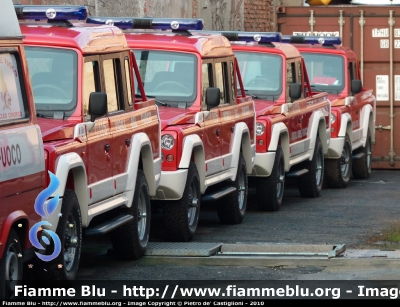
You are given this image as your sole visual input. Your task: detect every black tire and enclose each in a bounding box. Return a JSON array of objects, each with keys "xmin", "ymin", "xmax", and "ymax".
[
  {"xmin": 298, "ymin": 137, "xmax": 324, "ymax": 198},
  {"xmin": 111, "ymin": 169, "xmax": 151, "ymax": 259},
  {"xmin": 163, "ymin": 162, "xmax": 201, "ymax": 242},
  {"xmin": 325, "ymin": 134, "xmax": 352, "ymax": 188},
  {"xmin": 256, "ymin": 145, "xmax": 285, "ymax": 211},
  {"xmin": 35, "ymin": 189, "xmax": 82, "ymax": 281},
  {"xmin": 352, "ymin": 129, "xmax": 372, "ymax": 179},
  {"xmin": 0, "ymin": 229, "xmax": 22, "ymax": 299},
  {"xmin": 217, "ymin": 153, "xmax": 248, "ymax": 224}
]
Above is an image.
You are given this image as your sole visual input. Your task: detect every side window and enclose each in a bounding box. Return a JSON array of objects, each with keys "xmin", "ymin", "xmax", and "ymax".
[
  {"xmin": 125, "ymin": 57, "xmax": 133, "ymax": 106},
  {"xmin": 103, "ymin": 59, "xmax": 119, "ymax": 113},
  {"xmin": 83, "ymin": 60, "xmax": 99, "ymax": 121},
  {"xmin": 215, "ymin": 62, "xmax": 227, "ymax": 105},
  {"xmin": 286, "ymin": 62, "xmax": 296, "ymax": 101},
  {"xmin": 230, "ymin": 60, "xmax": 236, "ymax": 101},
  {"xmin": 0, "ymin": 52, "xmax": 28, "ymax": 125},
  {"xmin": 297, "ymin": 61, "xmax": 302, "ymax": 86},
  {"xmin": 297, "ymin": 61, "xmax": 303, "ymax": 99},
  {"xmin": 201, "ymin": 62, "xmax": 213, "ymax": 110}
]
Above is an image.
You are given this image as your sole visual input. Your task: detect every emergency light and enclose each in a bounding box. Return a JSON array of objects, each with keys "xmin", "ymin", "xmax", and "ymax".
[
  {"xmin": 86, "ymin": 17, "xmax": 204, "ymax": 31},
  {"xmin": 197, "ymin": 31, "xmax": 282, "ymax": 44},
  {"xmin": 14, "ymin": 5, "xmax": 88, "ymax": 21},
  {"xmin": 281, "ymin": 35, "xmax": 341, "ymax": 46}
]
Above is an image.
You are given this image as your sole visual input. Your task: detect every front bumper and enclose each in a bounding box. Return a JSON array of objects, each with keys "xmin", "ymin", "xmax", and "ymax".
[
  {"xmin": 325, "ymin": 137, "xmax": 345, "ymax": 159},
  {"xmin": 151, "ymin": 169, "xmax": 188, "ymax": 200},
  {"xmin": 250, "ymin": 151, "xmax": 276, "ymax": 177}
]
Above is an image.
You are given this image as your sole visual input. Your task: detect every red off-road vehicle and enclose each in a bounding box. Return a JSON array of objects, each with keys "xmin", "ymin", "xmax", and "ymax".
[
  {"xmin": 18, "ymin": 5, "xmax": 162, "ymax": 280},
  {"xmin": 282, "ymin": 35, "xmax": 376, "ymax": 188},
  {"xmin": 198, "ymin": 31, "xmax": 331, "ymax": 211},
  {"xmin": 0, "ymin": 0, "xmax": 45, "ymax": 298},
  {"xmin": 86, "ymin": 17, "xmax": 257, "ymax": 242}
]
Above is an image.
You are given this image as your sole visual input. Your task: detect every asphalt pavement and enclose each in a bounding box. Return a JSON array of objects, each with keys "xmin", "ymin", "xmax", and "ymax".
[{"xmin": 75, "ymin": 169, "xmax": 400, "ymax": 282}]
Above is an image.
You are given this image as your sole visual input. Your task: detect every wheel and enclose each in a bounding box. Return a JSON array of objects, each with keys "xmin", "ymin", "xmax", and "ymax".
[
  {"xmin": 35, "ymin": 189, "xmax": 82, "ymax": 281},
  {"xmin": 256, "ymin": 145, "xmax": 285, "ymax": 211},
  {"xmin": 298, "ymin": 137, "xmax": 324, "ymax": 198},
  {"xmin": 217, "ymin": 153, "xmax": 248, "ymax": 224},
  {"xmin": 246, "ymin": 77, "xmax": 274, "ymax": 87},
  {"xmin": 111, "ymin": 170, "xmax": 151, "ymax": 259},
  {"xmin": 32, "ymin": 84, "xmax": 69, "ymax": 98},
  {"xmin": 352, "ymin": 129, "xmax": 372, "ymax": 179},
  {"xmin": 0, "ymin": 229, "xmax": 22, "ymax": 299},
  {"xmin": 325, "ymin": 134, "xmax": 352, "ymax": 188},
  {"xmin": 163, "ymin": 162, "xmax": 201, "ymax": 242},
  {"xmin": 154, "ymin": 81, "xmax": 188, "ymax": 93}
]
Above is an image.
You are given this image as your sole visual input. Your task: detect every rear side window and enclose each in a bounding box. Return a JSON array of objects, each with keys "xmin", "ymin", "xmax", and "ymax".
[{"xmin": 0, "ymin": 51, "xmax": 29, "ymax": 126}]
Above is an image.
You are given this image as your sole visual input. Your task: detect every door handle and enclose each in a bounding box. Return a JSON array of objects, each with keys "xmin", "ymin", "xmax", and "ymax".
[
  {"xmin": 125, "ymin": 139, "xmax": 131, "ymax": 147},
  {"xmin": 216, "ymin": 129, "xmax": 220, "ymax": 136},
  {"xmin": 104, "ymin": 144, "xmax": 110, "ymax": 152}
]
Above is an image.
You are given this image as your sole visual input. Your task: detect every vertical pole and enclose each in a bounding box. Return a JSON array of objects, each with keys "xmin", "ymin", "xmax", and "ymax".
[
  {"xmin": 389, "ymin": 10, "xmax": 395, "ymax": 165},
  {"xmin": 230, "ymin": 0, "xmax": 235, "ymax": 30},
  {"xmin": 359, "ymin": 10, "xmax": 365, "ymax": 83},
  {"xmin": 95, "ymin": 0, "xmax": 99, "ymax": 17},
  {"xmin": 309, "ymin": 10, "xmax": 315, "ymax": 35},
  {"xmin": 338, "ymin": 10, "xmax": 345, "ymax": 46}
]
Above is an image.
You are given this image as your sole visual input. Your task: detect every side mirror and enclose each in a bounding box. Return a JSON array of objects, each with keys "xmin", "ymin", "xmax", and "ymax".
[
  {"xmin": 289, "ymin": 83, "xmax": 302, "ymax": 102},
  {"xmin": 205, "ymin": 87, "xmax": 220, "ymax": 111},
  {"xmin": 88, "ymin": 92, "xmax": 107, "ymax": 122},
  {"xmin": 351, "ymin": 79, "xmax": 362, "ymax": 95}
]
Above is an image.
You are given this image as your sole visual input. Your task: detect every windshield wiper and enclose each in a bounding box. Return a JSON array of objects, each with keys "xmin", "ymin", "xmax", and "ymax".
[
  {"xmin": 310, "ymin": 85, "xmax": 325, "ymax": 92},
  {"xmin": 36, "ymin": 112, "xmax": 52, "ymax": 118},
  {"xmin": 146, "ymin": 95, "xmax": 172, "ymax": 107},
  {"xmin": 243, "ymin": 90, "xmax": 261, "ymax": 99},
  {"xmin": 155, "ymin": 100, "xmax": 169, "ymax": 106}
]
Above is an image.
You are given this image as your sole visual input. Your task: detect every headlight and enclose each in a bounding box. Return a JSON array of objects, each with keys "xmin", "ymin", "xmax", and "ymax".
[
  {"xmin": 161, "ymin": 134, "xmax": 175, "ymax": 150},
  {"xmin": 256, "ymin": 122, "xmax": 265, "ymax": 136},
  {"xmin": 330, "ymin": 113, "xmax": 336, "ymax": 124}
]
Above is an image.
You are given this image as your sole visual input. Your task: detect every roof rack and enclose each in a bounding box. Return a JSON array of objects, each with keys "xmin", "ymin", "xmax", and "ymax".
[
  {"xmin": 191, "ymin": 31, "xmax": 282, "ymax": 46},
  {"xmin": 86, "ymin": 17, "xmax": 204, "ymax": 31},
  {"xmin": 281, "ymin": 35, "xmax": 341, "ymax": 46},
  {"xmin": 14, "ymin": 4, "xmax": 87, "ymax": 25}
]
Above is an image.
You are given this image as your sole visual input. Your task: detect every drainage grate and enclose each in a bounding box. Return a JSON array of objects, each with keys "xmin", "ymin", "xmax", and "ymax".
[{"xmin": 145, "ymin": 242, "xmax": 223, "ymax": 257}]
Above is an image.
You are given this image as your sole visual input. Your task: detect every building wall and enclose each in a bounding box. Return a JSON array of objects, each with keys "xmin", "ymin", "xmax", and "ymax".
[{"xmin": 13, "ymin": 0, "xmax": 303, "ymax": 31}]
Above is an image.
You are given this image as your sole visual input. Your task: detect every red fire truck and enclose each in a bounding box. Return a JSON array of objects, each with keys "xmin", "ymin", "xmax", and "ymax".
[
  {"xmin": 0, "ymin": 0, "xmax": 46, "ymax": 298},
  {"xmin": 195, "ymin": 31, "xmax": 332, "ymax": 211},
  {"xmin": 282, "ymin": 35, "xmax": 376, "ymax": 187},
  {"xmin": 86, "ymin": 17, "xmax": 257, "ymax": 242},
  {"xmin": 17, "ymin": 5, "xmax": 162, "ymax": 281}
]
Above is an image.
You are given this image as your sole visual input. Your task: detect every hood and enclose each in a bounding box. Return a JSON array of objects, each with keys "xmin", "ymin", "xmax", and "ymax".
[
  {"xmin": 253, "ymin": 99, "xmax": 283, "ymax": 117},
  {"xmin": 37, "ymin": 118, "xmax": 80, "ymax": 142},
  {"xmin": 158, "ymin": 107, "xmax": 197, "ymax": 131}
]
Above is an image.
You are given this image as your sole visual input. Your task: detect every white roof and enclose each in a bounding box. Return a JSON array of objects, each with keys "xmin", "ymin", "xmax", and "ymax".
[{"xmin": 0, "ymin": 0, "xmax": 22, "ymax": 38}]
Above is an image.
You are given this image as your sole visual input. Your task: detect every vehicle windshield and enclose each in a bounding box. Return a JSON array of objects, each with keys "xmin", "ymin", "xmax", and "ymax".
[
  {"xmin": 25, "ymin": 47, "xmax": 78, "ymax": 112},
  {"xmin": 235, "ymin": 51, "xmax": 283, "ymax": 99},
  {"xmin": 133, "ymin": 50, "xmax": 197, "ymax": 108},
  {"xmin": 301, "ymin": 52, "xmax": 345, "ymax": 94}
]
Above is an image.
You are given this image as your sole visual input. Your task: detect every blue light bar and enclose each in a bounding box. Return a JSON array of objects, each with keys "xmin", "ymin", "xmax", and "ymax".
[
  {"xmin": 281, "ymin": 35, "xmax": 342, "ymax": 46},
  {"xmin": 197, "ymin": 31, "xmax": 282, "ymax": 44},
  {"xmin": 86, "ymin": 17, "xmax": 204, "ymax": 31},
  {"xmin": 14, "ymin": 5, "xmax": 87, "ymax": 21}
]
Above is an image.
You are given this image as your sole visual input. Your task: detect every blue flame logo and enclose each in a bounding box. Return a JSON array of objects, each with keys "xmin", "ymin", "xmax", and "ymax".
[{"xmin": 29, "ymin": 171, "xmax": 62, "ymax": 262}]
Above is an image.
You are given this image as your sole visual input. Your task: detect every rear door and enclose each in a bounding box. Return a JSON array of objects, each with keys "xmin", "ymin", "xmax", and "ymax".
[
  {"xmin": 83, "ymin": 56, "xmax": 112, "ymax": 204},
  {"xmin": 201, "ymin": 59, "xmax": 222, "ymax": 176},
  {"xmin": 0, "ymin": 48, "xmax": 44, "ymax": 227}
]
